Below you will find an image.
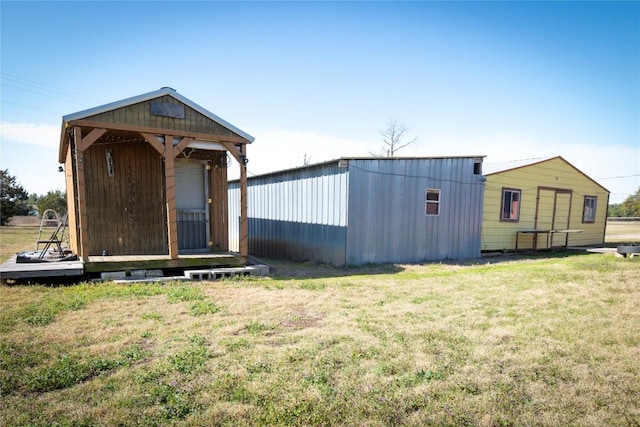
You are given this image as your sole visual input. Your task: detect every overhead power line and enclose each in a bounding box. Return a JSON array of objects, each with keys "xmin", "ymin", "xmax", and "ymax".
[
  {"xmin": 0, "ymin": 99, "xmax": 62, "ymax": 115},
  {"xmin": 596, "ymin": 174, "xmax": 640, "ymax": 180},
  {"xmin": 2, "ymin": 83, "xmax": 95, "ymax": 108},
  {"xmin": 1, "ymin": 72, "xmax": 106, "ymax": 108}
]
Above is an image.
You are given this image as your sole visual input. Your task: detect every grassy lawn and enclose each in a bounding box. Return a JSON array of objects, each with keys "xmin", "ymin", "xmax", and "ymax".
[
  {"xmin": 606, "ymin": 221, "xmax": 640, "ymax": 243},
  {"xmin": 1, "ymin": 247, "xmax": 639, "ymax": 425},
  {"xmin": 0, "ymin": 226, "xmax": 41, "ymax": 261},
  {"xmin": 1, "ymin": 224, "xmax": 639, "ymax": 425}
]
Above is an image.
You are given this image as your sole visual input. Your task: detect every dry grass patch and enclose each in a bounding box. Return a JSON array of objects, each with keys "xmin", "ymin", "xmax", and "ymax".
[
  {"xmin": 0, "ymin": 226, "xmax": 43, "ymax": 261},
  {"xmin": 1, "ymin": 253, "xmax": 639, "ymax": 426},
  {"xmin": 606, "ymin": 221, "xmax": 640, "ymax": 242}
]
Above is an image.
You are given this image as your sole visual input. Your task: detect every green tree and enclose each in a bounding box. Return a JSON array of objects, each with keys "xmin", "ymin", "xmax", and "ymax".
[
  {"xmin": 619, "ymin": 187, "xmax": 640, "ymax": 217},
  {"xmin": 608, "ymin": 203, "xmax": 623, "ymax": 217},
  {"xmin": 13, "ymin": 192, "xmax": 38, "ymax": 217},
  {"xmin": 36, "ymin": 190, "xmax": 67, "ymax": 217},
  {"xmin": 0, "ymin": 169, "xmax": 29, "ymax": 225},
  {"xmin": 27, "ymin": 193, "xmax": 39, "ymax": 207}
]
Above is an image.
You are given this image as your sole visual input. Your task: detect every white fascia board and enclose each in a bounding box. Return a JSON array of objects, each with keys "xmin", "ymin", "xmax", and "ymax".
[
  {"xmin": 189, "ymin": 141, "xmax": 226, "ymax": 151},
  {"xmin": 63, "ymin": 88, "xmax": 173, "ymax": 122},
  {"xmin": 169, "ymin": 91, "xmax": 255, "ymax": 143}
]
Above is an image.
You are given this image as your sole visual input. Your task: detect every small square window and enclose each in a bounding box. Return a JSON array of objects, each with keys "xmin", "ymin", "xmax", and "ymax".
[
  {"xmin": 501, "ymin": 188, "xmax": 520, "ymax": 221},
  {"xmin": 473, "ymin": 159, "xmax": 482, "ymax": 175},
  {"xmin": 583, "ymin": 196, "xmax": 597, "ymax": 223},
  {"xmin": 425, "ymin": 188, "xmax": 440, "ymax": 216}
]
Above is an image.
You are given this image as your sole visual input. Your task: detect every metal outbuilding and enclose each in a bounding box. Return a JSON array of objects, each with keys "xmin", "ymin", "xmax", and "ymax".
[{"xmin": 229, "ymin": 156, "xmax": 485, "ymax": 266}]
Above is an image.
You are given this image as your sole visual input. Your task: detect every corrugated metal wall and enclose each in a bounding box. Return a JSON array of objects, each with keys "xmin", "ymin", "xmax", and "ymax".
[
  {"xmin": 229, "ymin": 157, "xmax": 485, "ymax": 266},
  {"xmin": 228, "ymin": 162, "xmax": 349, "ymax": 265},
  {"xmin": 345, "ymin": 158, "xmax": 485, "ymax": 265}
]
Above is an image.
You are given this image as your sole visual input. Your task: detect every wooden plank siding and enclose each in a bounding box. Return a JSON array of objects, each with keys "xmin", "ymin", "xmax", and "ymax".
[
  {"xmin": 209, "ymin": 152, "xmax": 229, "ymax": 251},
  {"xmin": 482, "ymin": 157, "xmax": 610, "ymax": 251},
  {"xmin": 83, "ymin": 140, "xmax": 167, "ymax": 255},
  {"xmin": 84, "ymin": 96, "xmax": 240, "ymax": 139},
  {"xmin": 60, "ymin": 89, "xmax": 253, "ymax": 262}
]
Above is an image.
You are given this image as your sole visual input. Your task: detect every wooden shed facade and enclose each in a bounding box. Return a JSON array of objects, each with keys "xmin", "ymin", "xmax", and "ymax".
[
  {"xmin": 481, "ymin": 156, "xmax": 610, "ymax": 251},
  {"xmin": 59, "ymin": 88, "xmax": 253, "ymax": 264}
]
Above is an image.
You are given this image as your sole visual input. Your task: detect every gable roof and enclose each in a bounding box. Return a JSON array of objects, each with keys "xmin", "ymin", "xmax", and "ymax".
[
  {"xmin": 482, "ymin": 156, "xmax": 555, "ymax": 175},
  {"xmin": 484, "ymin": 155, "xmax": 609, "ymax": 193},
  {"xmin": 62, "ymin": 87, "xmax": 255, "ymax": 142},
  {"xmin": 59, "ymin": 87, "xmax": 255, "ymax": 163}
]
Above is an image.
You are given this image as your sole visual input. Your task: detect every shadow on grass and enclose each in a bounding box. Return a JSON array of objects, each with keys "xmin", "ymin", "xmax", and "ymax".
[
  {"xmin": 2, "ymin": 275, "xmax": 88, "ymax": 287},
  {"xmin": 4, "ymin": 250, "xmax": 613, "ymax": 285},
  {"xmin": 266, "ymin": 259, "xmax": 405, "ymax": 280},
  {"xmin": 259, "ymin": 249, "xmax": 604, "ymax": 280}
]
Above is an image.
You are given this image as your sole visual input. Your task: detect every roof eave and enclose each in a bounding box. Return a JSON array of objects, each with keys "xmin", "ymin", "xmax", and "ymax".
[
  {"xmin": 485, "ymin": 156, "xmax": 610, "ymax": 194},
  {"xmin": 58, "ymin": 120, "xmax": 70, "ymax": 164}
]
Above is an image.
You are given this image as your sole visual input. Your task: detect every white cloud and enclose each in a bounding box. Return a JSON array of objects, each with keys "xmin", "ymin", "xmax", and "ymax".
[
  {"xmin": 399, "ymin": 130, "xmax": 639, "ymax": 204},
  {"xmin": 237, "ymin": 128, "xmax": 639, "ymax": 204},
  {"xmin": 3, "ymin": 121, "xmax": 633, "ymax": 203},
  {"xmin": 235, "ymin": 128, "xmax": 375, "ymax": 178},
  {"xmin": 0, "ymin": 121, "xmax": 63, "ymax": 195},
  {"xmin": 0, "ymin": 121, "xmax": 59, "ymax": 148}
]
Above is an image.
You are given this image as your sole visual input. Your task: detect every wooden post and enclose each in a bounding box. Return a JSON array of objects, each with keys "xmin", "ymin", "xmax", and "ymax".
[
  {"xmin": 143, "ymin": 133, "xmax": 195, "ymax": 259},
  {"xmin": 210, "ymin": 153, "xmax": 229, "ymax": 250},
  {"xmin": 74, "ymin": 127, "xmax": 89, "ymax": 261},
  {"xmin": 164, "ymin": 135, "xmax": 179, "ymax": 259},
  {"xmin": 206, "ymin": 140, "xmax": 248, "ymax": 257},
  {"xmin": 239, "ymin": 145, "xmax": 248, "ymax": 258},
  {"xmin": 64, "ymin": 143, "xmax": 79, "ymax": 255}
]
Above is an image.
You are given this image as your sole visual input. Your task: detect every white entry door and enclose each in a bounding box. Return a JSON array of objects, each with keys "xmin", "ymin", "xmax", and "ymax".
[{"xmin": 175, "ymin": 159, "xmax": 209, "ymax": 251}]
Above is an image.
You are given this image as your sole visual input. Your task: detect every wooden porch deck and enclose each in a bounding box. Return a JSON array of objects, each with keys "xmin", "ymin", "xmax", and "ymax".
[
  {"xmin": 0, "ymin": 255, "xmax": 84, "ymax": 281},
  {"xmin": 0, "ymin": 252, "xmax": 246, "ymax": 282},
  {"xmin": 84, "ymin": 253, "xmax": 246, "ymax": 273}
]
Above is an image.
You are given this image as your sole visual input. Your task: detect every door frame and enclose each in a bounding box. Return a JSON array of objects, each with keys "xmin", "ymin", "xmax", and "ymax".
[
  {"xmin": 534, "ymin": 186, "xmax": 573, "ymax": 249},
  {"xmin": 175, "ymin": 158, "xmax": 210, "ymax": 252}
]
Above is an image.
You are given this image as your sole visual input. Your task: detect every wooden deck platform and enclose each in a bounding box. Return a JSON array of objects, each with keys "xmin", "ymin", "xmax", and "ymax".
[
  {"xmin": 84, "ymin": 253, "xmax": 246, "ymax": 273},
  {"xmin": 0, "ymin": 252, "xmax": 246, "ymax": 282},
  {"xmin": 0, "ymin": 255, "xmax": 84, "ymax": 281}
]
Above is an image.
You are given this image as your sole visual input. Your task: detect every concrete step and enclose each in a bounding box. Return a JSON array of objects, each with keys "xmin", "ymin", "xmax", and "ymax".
[{"xmin": 184, "ymin": 264, "xmax": 269, "ymax": 280}]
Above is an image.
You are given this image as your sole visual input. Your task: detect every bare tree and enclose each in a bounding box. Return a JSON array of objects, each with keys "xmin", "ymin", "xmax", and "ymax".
[{"xmin": 371, "ymin": 119, "xmax": 418, "ymax": 157}]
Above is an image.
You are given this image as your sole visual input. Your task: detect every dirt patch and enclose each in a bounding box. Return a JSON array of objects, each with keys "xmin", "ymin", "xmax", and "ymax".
[{"xmin": 280, "ymin": 310, "xmax": 323, "ymax": 330}]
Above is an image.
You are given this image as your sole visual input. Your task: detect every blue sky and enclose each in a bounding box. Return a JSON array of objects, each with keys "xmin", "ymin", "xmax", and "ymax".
[{"xmin": 1, "ymin": 1, "xmax": 638, "ymax": 203}]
